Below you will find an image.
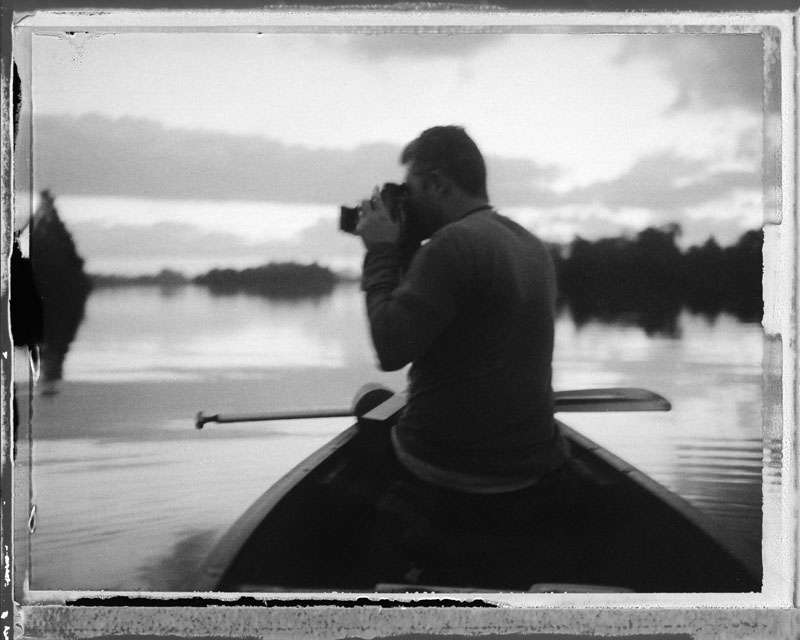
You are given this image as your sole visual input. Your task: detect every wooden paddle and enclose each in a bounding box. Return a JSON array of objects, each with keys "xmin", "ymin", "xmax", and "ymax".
[{"xmin": 195, "ymin": 387, "xmax": 670, "ymax": 429}]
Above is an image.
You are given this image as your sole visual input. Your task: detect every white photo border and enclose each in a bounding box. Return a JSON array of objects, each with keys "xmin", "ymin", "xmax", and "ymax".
[{"xmin": 2, "ymin": 6, "xmax": 798, "ymax": 639}]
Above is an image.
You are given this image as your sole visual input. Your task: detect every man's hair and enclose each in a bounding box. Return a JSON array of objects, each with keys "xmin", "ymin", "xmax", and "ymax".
[{"xmin": 400, "ymin": 126, "xmax": 488, "ymax": 199}]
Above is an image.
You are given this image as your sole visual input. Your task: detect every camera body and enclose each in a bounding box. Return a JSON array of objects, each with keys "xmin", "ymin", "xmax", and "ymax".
[{"xmin": 339, "ymin": 182, "xmax": 409, "ymax": 235}]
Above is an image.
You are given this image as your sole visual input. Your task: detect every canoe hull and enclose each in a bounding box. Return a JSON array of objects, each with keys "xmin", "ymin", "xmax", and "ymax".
[{"xmin": 199, "ymin": 419, "xmax": 761, "ymax": 593}]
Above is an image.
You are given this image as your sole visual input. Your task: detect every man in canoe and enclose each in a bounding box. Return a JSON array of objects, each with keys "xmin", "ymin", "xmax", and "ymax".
[
  {"xmin": 356, "ymin": 125, "xmax": 570, "ymax": 494},
  {"xmin": 348, "ymin": 126, "xmax": 607, "ymax": 587}
]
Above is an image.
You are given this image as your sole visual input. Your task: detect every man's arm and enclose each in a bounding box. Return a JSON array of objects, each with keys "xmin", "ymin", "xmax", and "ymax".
[
  {"xmin": 356, "ymin": 188, "xmax": 462, "ymax": 371},
  {"xmin": 360, "ymin": 244, "xmax": 455, "ymax": 371}
]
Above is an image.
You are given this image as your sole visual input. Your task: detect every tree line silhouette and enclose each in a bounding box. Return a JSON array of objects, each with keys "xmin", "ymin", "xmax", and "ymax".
[
  {"xmin": 194, "ymin": 263, "xmax": 337, "ymax": 298},
  {"xmin": 552, "ymin": 224, "xmax": 762, "ymax": 336},
  {"xmin": 93, "ymin": 264, "xmax": 338, "ymax": 298}
]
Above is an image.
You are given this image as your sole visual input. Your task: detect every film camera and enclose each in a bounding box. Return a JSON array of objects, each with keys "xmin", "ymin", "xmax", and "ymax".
[{"xmin": 339, "ymin": 183, "xmax": 410, "ymax": 235}]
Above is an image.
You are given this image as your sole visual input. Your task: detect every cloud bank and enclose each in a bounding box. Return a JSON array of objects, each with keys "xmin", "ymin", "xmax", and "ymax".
[
  {"xmin": 34, "ymin": 115, "xmax": 400, "ymax": 204},
  {"xmin": 615, "ymin": 34, "xmax": 763, "ymax": 113},
  {"xmin": 559, "ymin": 150, "xmax": 761, "ymax": 212},
  {"xmin": 33, "ymin": 114, "xmax": 762, "ymax": 274},
  {"xmin": 33, "ymin": 114, "xmax": 560, "ymax": 207}
]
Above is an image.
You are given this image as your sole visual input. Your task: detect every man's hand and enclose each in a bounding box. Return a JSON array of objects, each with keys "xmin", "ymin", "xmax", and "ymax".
[{"xmin": 356, "ymin": 187, "xmax": 401, "ymax": 250}]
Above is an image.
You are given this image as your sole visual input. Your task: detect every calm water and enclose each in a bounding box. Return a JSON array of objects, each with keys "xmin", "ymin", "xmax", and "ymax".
[{"xmin": 14, "ymin": 284, "xmax": 767, "ymax": 592}]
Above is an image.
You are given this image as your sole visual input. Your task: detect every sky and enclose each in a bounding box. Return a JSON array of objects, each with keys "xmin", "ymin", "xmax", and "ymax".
[{"xmin": 24, "ymin": 28, "xmax": 767, "ymax": 274}]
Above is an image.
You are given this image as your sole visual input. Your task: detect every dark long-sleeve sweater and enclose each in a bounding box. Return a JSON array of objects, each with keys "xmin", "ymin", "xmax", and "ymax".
[{"xmin": 361, "ymin": 209, "xmax": 570, "ymax": 493}]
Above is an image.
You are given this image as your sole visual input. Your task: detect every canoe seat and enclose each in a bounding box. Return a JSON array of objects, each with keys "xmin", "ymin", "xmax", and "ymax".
[{"xmin": 366, "ymin": 458, "xmax": 630, "ymax": 591}]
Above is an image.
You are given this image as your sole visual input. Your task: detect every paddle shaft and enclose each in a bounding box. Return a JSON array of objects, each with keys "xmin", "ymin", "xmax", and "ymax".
[
  {"xmin": 195, "ymin": 387, "xmax": 670, "ymax": 429},
  {"xmin": 196, "ymin": 408, "xmax": 353, "ymax": 429}
]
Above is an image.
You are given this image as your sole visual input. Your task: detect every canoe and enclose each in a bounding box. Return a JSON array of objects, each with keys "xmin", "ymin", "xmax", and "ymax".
[{"xmin": 195, "ymin": 390, "xmax": 761, "ymax": 594}]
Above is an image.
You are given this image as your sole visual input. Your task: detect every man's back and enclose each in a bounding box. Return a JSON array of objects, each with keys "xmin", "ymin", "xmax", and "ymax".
[{"xmin": 391, "ymin": 209, "xmax": 570, "ymax": 493}]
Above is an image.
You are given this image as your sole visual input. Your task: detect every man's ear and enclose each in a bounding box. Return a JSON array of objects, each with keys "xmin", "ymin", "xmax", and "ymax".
[{"xmin": 428, "ymin": 170, "xmax": 452, "ymax": 198}]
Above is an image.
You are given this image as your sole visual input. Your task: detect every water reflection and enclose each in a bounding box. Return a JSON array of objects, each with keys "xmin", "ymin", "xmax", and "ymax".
[
  {"xmin": 57, "ymin": 283, "xmax": 765, "ymax": 387},
  {"xmin": 561, "ymin": 295, "xmax": 683, "ymax": 338},
  {"xmin": 673, "ymin": 439, "xmax": 763, "ymax": 547},
  {"xmin": 558, "ymin": 291, "xmax": 762, "ymax": 340},
  {"xmin": 24, "ymin": 284, "xmax": 768, "ymax": 592},
  {"xmin": 30, "ymin": 422, "xmax": 350, "ymax": 590},
  {"xmin": 155, "ymin": 283, "xmax": 187, "ymax": 299},
  {"xmin": 136, "ymin": 529, "xmax": 218, "ymax": 591},
  {"xmin": 63, "ymin": 285, "xmax": 371, "ymax": 380}
]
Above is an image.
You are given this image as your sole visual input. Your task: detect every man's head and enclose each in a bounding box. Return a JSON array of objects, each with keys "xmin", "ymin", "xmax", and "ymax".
[
  {"xmin": 400, "ymin": 126, "xmax": 488, "ymax": 200},
  {"xmin": 399, "ymin": 126, "xmax": 489, "ymax": 239}
]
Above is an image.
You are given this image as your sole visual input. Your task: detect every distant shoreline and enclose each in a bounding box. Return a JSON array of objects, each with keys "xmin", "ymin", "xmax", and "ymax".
[
  {"xmin": 87, "ymin": 226, "xmax": 762, "ymax": 328},
  {"xmin": 90, "ymin": 261, "xmax": 360, "ymax": 293}
]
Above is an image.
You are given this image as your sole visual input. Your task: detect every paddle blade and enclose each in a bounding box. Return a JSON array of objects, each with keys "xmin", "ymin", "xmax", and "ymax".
[
  {"xmin": 359, "ymin": 391, "xmax": 408, "ymax": 422},
  {"xmin": 554, "ymin": 388, "xmax": 671, "ymax": 412}
]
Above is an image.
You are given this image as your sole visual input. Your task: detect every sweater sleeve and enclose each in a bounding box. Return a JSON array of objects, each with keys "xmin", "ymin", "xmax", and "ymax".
[{"xmin": 361, "ymin": 234, "xmax": 465, "ymax": 371}]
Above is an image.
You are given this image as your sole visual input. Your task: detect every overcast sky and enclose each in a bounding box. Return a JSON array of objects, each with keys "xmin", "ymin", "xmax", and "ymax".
[{"xmin": 27, "ymin": 29, "xmax": 766, "ymax": 273}]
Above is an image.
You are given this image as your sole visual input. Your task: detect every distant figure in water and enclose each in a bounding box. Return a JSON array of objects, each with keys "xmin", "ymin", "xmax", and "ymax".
[
  {"xmin": 28, "ymin": 190, "xmax": 92, "ymax": 390},
  {"xmin": 10, "ymin": 229, "xmax": 43, "ymax": 456},
  {"xmin": 352, "ymin": 126, "xmax": 595, "ymax": 586}
]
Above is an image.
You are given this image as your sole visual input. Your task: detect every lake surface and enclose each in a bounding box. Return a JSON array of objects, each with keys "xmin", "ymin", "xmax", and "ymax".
[{"xmin": 14, "ymin": 283, "xmax": 768, "ymax": 593}]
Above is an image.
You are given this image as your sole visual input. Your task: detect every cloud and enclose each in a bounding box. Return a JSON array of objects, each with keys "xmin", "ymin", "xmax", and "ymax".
[
  {"xmin": 615, "ymin": 35, "xmax": 763, "ymax": 112},
  {"xmin": 558, "ymin": 150, "xmax": 761, "ymax": 212},
  {"xmin": 69, "ymin": 221, "xmax": 263, "ymax": 260},
  {"xmin": 68, "ymin": 216, "xmax": 365, "ymax": 273},
  {"xmin": 37, "ymin": 115, "xmax": 762, "ymax": 274},
  {"xmin": 32, "ymin": 114, "xmax": 561, "ymax": 206},
  {"xmin": 735, "ymin": 126, "xmax": 763, "ymax": 163},
  {"xmin": 488, "ymin": 155, "xmax": 562, "ymax": 208},
  {"xmin": 33, "ymin": 114, "xmax": 403, "ymax": 204},
  {"xmin": 39, "ymin": 115, "xmax": 753, "ymax": 225}
]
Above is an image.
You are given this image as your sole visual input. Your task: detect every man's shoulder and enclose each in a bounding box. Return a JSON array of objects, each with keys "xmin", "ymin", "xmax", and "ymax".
[
  {"xmin": 431, "ymin": 211, "xmax": 549, "ymax": 258},
  {"xmin": 451, "ymin": 210, "xmax": 543, "ymax": 246},
  {"xmin": 438, "ymin": 210, "xmax": 500, "ymax": 237},
  {"xmin": 428, "ymin": 217, "xmax": 476, "ymax": 246}
]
